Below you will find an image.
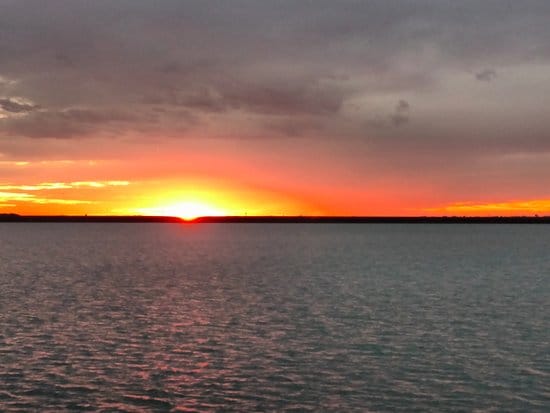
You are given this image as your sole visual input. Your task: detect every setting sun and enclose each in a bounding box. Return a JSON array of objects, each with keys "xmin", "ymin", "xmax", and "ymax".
[{"xmin": 134, "ymin": 201, "xmax": 227, "ymax": 220}]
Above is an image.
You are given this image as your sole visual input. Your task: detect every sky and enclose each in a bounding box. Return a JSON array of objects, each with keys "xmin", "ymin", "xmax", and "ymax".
[{"xmin": 1, "ymin": 0, "xmax": 550, "ymax": 218}]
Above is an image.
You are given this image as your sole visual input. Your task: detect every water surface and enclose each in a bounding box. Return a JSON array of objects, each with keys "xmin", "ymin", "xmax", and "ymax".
[{"xmin": 0, "ymin": 223, "xmax": 549, "ymax": 411}]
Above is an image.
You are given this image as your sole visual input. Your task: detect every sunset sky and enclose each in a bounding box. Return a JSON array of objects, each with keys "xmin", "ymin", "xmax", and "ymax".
[{"xmin": 1, "ymin": 1, "xmax": 550, "ymax": 217}]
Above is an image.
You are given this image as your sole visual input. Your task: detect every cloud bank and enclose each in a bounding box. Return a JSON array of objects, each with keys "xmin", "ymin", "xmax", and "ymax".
[{"xmin": 1, "ymin": 1, "xmax": 550, "ymax": 211}]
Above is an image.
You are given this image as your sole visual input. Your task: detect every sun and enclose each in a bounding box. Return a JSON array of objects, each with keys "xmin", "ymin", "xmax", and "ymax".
[
  {"xmin": 172, "ymin": 201, "xmax": 226, "ymax": 220},
  {"xmin": 134, "ymin": 201, "xmax": 227, "ymax": 220}
]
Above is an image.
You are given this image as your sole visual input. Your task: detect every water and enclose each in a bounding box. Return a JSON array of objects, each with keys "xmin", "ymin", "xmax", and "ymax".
[{"xmin": 0, "ymin": 223, "xmax": 548, "ymax": 412}]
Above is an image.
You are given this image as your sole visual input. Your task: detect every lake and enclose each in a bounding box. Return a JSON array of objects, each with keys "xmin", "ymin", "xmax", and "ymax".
[{"xmin": 0, "ymin": 223, "xmax": 548, "ymax": 411}]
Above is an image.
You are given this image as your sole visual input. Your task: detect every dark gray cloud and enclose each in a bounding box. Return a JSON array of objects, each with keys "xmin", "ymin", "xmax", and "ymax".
[
  {"xmin": 396, "ymin": 100, "xmax": 410, "ymax": 112},
  {"xmin": 364, "ymin": 100, "xmax": 411, "ymax": 129},
  {"xmin": 263, "ymin": 117, "xmax": 325, "ymax": 138},
  {"xmin": 144, "ymin": 78, "xmax": 346, "ymax": 116},
  {"xmin": 475, "ymin": 69, "xmax": 497, "ymax": 82},
  {"xmin": 1, "ymin": 108, "xmax": 142, "ymax": 139},
  {"xmin": 390, "ymin": 113, "xmax": 409, "ymax": 127},
  {"xmin": 390, "ymin": 100, "xmax": 410, "ymax": 126},
  {"xmin": 0, "ymin": 0, "xmax": 549, "ymax": 162},
  {"xmin": 0, "ymin": 98, "xmax": 39, "ymax": 113}
]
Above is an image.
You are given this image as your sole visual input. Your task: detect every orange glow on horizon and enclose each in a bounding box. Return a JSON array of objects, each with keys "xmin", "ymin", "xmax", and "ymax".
[
  {"xmin": 112, "ymin": 179, "xmax": 327, "ymax": 219},
  {"xmin": 428, "ymin": 198, "xmax": 550, "ymax": 216},
  {"xmin": 3, "ymin": 173, "xmax": 550, "ymax": 218}
]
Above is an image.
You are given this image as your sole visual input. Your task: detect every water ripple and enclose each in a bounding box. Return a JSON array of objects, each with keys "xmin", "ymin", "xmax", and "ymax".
[{"xmin": 0, "ymin": 223, "xmax": 549, "ymax": 411}]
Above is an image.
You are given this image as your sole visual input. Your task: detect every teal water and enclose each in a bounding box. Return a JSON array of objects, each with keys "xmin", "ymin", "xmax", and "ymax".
[{"xmin": 0, "ymin": 223, "xmax": 549, "ymax": 411}]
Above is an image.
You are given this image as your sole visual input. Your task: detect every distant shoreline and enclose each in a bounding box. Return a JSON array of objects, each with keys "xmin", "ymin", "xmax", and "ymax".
[{"xmin": 1, "ymin": 214, "xmax": 550, "ymax": 224}]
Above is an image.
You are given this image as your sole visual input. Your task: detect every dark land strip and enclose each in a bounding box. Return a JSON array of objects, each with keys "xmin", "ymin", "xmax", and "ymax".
[{"xmin": 1, "ymin": 214, "xmax": 550, "ymax": 224}]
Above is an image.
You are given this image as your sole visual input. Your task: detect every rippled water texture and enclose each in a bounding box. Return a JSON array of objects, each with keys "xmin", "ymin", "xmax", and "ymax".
[{"xmin": 0, "ymin": 223, "xmax": 549, "ymax": 411}]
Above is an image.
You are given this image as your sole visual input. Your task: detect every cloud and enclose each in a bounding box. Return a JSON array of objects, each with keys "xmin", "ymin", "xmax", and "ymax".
[
  {"xmin": 0, "ymin": 181, "xmax": 129, "ymax": 191},
  {"xmin": 0, "ymin": 108, "xmax": 141, "ymax": 138},
  {"xmin": 144, "ymin": 76, "xmax": 347, "ymax": 117},
  {"xmin": 0, "ymin": 75, "xmax": 17, "ymax": 88},
  {"xmin": 0, "ymin": 0, "xmax": 549, "ymax": 165},
  {"xmin": 428, "ymin": 198, "xmax": 550, "ymax": 215},
  {"xmin": 389, "ymin": 113, "xmax": 409, "ymax": 127},
  {"xmin": 0, "ymin": 179, "xmax": 130, "ymax": 209},
  {"xmin": 366, "ymin": 99, "xmax": 411, "ymax": 129},
  {"xmin": 0, "ymin": 98, "xmax": 39, "ymax": 113},
  {"xmin": 219, "ymin": 78, "xmax": 346, "ymax": 116},
  {"xmin": 2, "ymin": 3, "xmax": 543, "ymax": 129},
  {"xmin": 475, "ymin": 69, "xmax": 497, "ymax": 82},
  {"xmin": 263, "ymin": 117, "xmax": 325, "ymax": 137},
  {"xmin": 390, "ymin": 99, "xmax": 410, "ymax": 126},
  {"xmin": 0, "ymin": 191, "xmax": 92, "ymax": 205},
  {"xmin": 395, "ymin": 100, "xmax": 409, "ymax": 112},
  {"xmin": 59, "ymin": 109, "xmax": 137, "ymax": 124}
]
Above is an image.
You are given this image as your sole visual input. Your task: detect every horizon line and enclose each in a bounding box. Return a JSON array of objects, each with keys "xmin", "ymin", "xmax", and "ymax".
[{"xmin": 1, "ymin": 214, "xmax": 550, "ymax": 224}]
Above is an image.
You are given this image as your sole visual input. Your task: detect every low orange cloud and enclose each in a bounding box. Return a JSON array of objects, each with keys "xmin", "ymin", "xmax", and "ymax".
[
  {"xmin": 0, "ymin": 191, "xmax": 92, "ymax": 205},
  {"xmin": 0, "ymin": 180, "xmax": 131, "ymax": 214},
  {"xmin": 429, "ymin": 199, "xmax": 550, "ymax": 216},
  {"xmin": 0, "ymin": 181, "xmax": 129, "ymax": 191},
  {"xmin": 0, "ymin": 159, "xmax": 85, "ymax": 167}
]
